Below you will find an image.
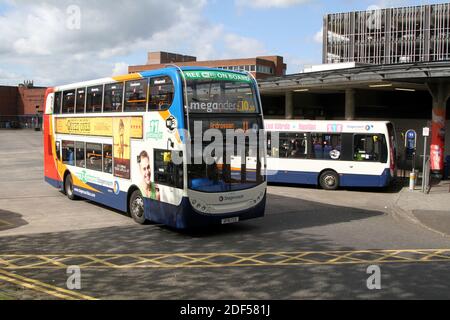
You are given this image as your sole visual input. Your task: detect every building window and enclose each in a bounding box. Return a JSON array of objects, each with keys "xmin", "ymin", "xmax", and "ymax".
[
  {"xmin": 124, "ymin": 80, "xmax": 147, "ymax": 112},
  {"xmin": 256, "ymin": 65, "xmax": 273, "ymax": 75},
  {"xmin": 104, "ymin": 83, "xmax": 124, "ymax": 113},
  {"xmin": 76, "ymin": 88, "xmax": 86, "ymax": 114},
  {"xmin": 75, "ymin": 141, "xmax": 85, "ymax": 168},
  {"xmin": 86, "ymin": 143, "xmax": 103, "ymax": 172},
  {"xmin": 149, "ymin": 76, "xmax": 174, "ymax": 111},
  {"xmin": 86, "ymin": 86, "xmax": 103, "ymax": 113},
  {"xmin": 62, "ymin": 141, "xmax": 75, "ymax": 166}
]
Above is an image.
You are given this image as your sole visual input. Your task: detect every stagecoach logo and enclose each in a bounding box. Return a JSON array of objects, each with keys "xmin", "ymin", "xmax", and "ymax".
[
  {"xmin": 366, "ymin": 125, "xmax": 374, "ymax": 131},
  {"xmin": 330, "ymin": 150, "xmax": 341, "ymax": 160},
  {"xmin": 166, "ymin": 116, "xmax": 177, "ymax": 132},
  {"xmin": 219, "ymin": 195, "xmax": 244, "ymax": 202}
]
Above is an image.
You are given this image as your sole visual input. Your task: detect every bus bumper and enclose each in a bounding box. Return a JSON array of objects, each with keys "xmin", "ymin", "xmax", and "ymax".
[{"xmin": 145, "ymin": 193, "xmax": 267, "ymax": 230}]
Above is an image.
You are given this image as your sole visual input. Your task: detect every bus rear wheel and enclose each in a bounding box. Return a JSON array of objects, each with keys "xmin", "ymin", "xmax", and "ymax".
[
  {"xmin": 64, "ymin": 174, "xmax": 77, "ymax": 200},
  {"xmin": 129, "ymin": 190, "xmax": 147, "ymax": 225},
  {"xmin": 319, "ymin": 170, "xmax": 339, "ymax": 191}
]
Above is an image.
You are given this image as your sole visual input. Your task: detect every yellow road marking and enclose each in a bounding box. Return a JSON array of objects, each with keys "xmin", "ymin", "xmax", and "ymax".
[
  {"xmin": 0, "ymin": 269, "xmax": 98, "ymax": 300},
  {"xmin": 0, "ymin": 249, "xmax": 450, "ymax": 270}
]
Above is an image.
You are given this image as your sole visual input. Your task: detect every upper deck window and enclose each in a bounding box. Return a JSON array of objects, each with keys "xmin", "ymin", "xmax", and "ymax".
[
  {"xmin": 62, "ymin": 90, "xmax": 75, "ymax": 114},
  {"xmin": 104, "ymin": 83, "xmax": 124, "ymax": 113},
  {"xmin": 76, "ymin": 88, "xmax": 86, "ymax": 114},
  {"xmin": 86, "ymin": 86, "xmax": 103, "ymax": 113},
  {"xmin": 149, "ymin": 76, "xmax": 174, "ymax": 111},
  {"xmin": 124, "ymin": 80, "xmax": 147, "ymax": 112},
  {"xmin": 54, "ymin": 92, "xmax": 62, "ymax": 114}
]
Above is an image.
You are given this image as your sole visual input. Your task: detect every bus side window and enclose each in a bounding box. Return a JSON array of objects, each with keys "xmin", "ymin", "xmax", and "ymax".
[
  {"xmin": 104, "ymin": 83, "xmax": 124, "ymax": 113},
  {"xmin": 86, "ymin": 143, "xmax": 103, "ymax": 172},
  {"xmin": 86, "ymin": 86, "xmax": 103, "ymax": 113},
  {"xmin": 62, "ymin": 141, "xmax": 75, "ymax": 166},
  {"xmin": 62, "ymin": 90, "xmax": 75, "ymax": 114},
  {"xmin": 125, "ymin": 80, "xmax": 147, "ymax": 112},
  {"xmin": 103, "ymin": 144, "xmax": 113, "ymax": 174},
  {"xmin": 353, "ymin": 134, "xmax": 386, "ymax": 162},
  {"xmin": 55, "ymin": 141, "xmax": 61, "ymax": 161},
  {"xmin": 76, "ymin": 88, "xmax": 86, "ymax": 114},
  {"xmin": 266, "ymin": 132, "xmax": 272, "ymax": 157},
  {"xmin": 75, "ymin": 142, "xmax": 86, "ymax": 168},
  {"xmin": 154, "ymin": 149, "xmax": 184, "ymax": 189},
  {"xmin": 149, "ymin": 76, "xmax": 174, "ymax": 111},
  {"xmin": 54, "ymin": 92, "xmax": 62, "ymax": 114}
]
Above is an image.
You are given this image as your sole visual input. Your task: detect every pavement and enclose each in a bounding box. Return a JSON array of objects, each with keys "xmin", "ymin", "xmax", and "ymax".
[
  {"xmin": 1, "ymin": 129, "xmax": 450, "ymax": 300},
  {"xmin": 394, "ymin": 180, "xmax": 450, "ymax": 238}
]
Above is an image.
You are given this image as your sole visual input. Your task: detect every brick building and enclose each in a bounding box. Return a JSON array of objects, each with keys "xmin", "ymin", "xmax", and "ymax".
[
  {"xmin": 129, "ymin": 51, "xmax": 287, "ymax": 79},
  {"xmin": 0, "ymin": 83, "xmax": 46, "ymax": 128}
]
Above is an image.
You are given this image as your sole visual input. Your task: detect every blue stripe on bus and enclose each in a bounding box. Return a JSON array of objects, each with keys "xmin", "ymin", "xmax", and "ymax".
[
  {"xmin": 340, "ymin": 169, "xmax": 392, "ymax": 188},
  {"xmin": 45, "ymin": 177, "xmax": 266, "ymax": 229},
  {"xmin": 267, "ymin": 170, "xmax": 319, "ymax": 185},
  {"xmin": 267, "ymin": 169, "xmax": 392, "ymax": 188},
  {"xmin": 45, "ymin": 176, "xmax": 62, "ymax": 189}
]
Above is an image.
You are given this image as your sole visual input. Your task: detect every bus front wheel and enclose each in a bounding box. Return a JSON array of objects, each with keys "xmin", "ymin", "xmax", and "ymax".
[
  {"xmin": 129, "ymin": 190, "xmax": 147, "ymax": 225},
  {"xmin": 64, "ymin": 174, "xmax": 77, "ymax": 200},
  {"xmin": 319, "ymin": 171, "xmax": 339, "ymax": 191}
]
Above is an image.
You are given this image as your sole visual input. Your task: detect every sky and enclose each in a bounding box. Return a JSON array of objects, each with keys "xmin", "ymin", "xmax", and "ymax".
[{"xmin": 0, "ymin": 0, "xmax": 448, "ymax": 86}]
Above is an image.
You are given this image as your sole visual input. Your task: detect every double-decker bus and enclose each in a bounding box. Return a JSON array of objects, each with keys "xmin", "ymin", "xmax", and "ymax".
[
  {"xmin": 43, "ymin": 67, "xmax": 267, "ymax": 229},
  {"xmin": 265, "ymin": 120, "xmax": 397, "ymax": 190}
]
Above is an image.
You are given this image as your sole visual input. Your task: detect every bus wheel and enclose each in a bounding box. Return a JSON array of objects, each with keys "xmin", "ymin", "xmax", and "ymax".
[
  {"xmin": 319, "ymin": 171, "xmax": 339, "ymax": 191},
  {"xmin": 64, "ymin": 174, "xmax": 77, "ymax": 200},
  {"xmin": 129, "ymin": 190, "xmax": 146, "ymax": 225}
]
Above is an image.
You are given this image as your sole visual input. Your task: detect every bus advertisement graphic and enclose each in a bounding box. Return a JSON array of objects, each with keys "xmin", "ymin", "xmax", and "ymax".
[{"xmin": 113, "ymin": 118, "xmax": 131, "ymax": 179}]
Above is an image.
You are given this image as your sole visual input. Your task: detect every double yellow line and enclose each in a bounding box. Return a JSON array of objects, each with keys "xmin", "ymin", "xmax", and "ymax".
[{"xmin": 0, "ymin": 269, "xmax": 97, "ymax": 300}]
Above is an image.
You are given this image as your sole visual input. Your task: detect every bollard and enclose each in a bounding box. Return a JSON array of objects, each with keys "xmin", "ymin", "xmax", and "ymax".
[{"xmin": 409, "ymin": 171, "xmax": 416, "ymax": 191}]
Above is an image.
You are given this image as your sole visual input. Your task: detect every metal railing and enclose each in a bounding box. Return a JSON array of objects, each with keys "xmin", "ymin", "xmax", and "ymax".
[
  {"xmin": 0, "ymin": 115, "xmax": 42, "ymax": 130},
  {"xmin": 421, "ymin": 155, "xmax": 431, "ymax": 194}
]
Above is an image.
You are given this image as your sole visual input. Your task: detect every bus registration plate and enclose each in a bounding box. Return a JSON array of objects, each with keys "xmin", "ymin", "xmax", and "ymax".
[{"xmin": 221, "ymin": 217, "xmax": 239, "ymax": 225}]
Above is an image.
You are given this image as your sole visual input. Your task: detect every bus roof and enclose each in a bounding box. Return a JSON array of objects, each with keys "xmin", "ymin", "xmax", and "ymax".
[{"xmin": 52, "ymin": 67, "xmax": 250, "ymax": 92}]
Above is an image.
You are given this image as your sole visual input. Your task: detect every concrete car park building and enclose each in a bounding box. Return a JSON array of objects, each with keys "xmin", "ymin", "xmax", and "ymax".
[
  {"xmin": 323, "ymin": 3, "xmax": 450, "ymax": 64},
  {"xmin": 259, "ymin": 2, "xmax": 450, "ymax": 178}
]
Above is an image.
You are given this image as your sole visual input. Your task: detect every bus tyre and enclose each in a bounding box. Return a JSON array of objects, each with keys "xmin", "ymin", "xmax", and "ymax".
[
  {"xmin": 319, "ymin": 171, "xmax": 339, "ymax": 191},
  {"xmin": 64, "ymin": 174, "xmax": 77, "ymax": 200},
  {"xmin": 129, "ymin": 190, "xmax": 147, "ymax": 225}
]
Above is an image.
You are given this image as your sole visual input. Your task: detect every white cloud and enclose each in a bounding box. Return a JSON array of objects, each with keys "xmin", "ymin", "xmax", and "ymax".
[
  {"xmin": 235, "ymin": 0, "xmax": 309, "ymax": 9},
  {"xmin": 314, "ymin": 28, "xmax": 323, "ymax": 44},
  {"xmin": 0, "ymin": 0, "xmax": 270, "ymax": 86},
  {"xmin": 112, "ymin": 62, "xmax": 129, "ymax": 76}
]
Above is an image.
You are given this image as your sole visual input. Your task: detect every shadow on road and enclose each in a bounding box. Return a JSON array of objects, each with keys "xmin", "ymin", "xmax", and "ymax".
[
  {"xmin": 0, "ymin": 210, "xmax": 28, "ymax": 232},
  {"xmin": 0, "ymin": 193, "xmax": 383, "ymax": 254}
]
